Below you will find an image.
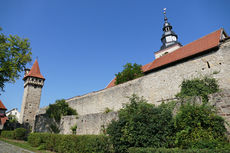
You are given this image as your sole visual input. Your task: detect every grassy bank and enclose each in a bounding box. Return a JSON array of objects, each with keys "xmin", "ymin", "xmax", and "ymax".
[{"xmin": 0, "ymin": 136, "xmax": 52, "ymax": 153}]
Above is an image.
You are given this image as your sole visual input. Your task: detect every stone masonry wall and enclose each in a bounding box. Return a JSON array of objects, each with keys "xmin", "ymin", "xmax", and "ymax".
[
  {"xmin": 20, "ymin": 84, "xmax": 42, "ymax": 126},
  {"xmin": 59, "ymin": 112, "xmax": 118, "ymax": 135},
  {"xmin": 66, "ymin": 41, "xmax": 230, "ymax": 116},
  {"xmin": 209, "ymin": 89, "xmax": 230, "ymax": 134},
  {"xmin": 34, "ymin": 40, "xmax": 230, "ymax": 135},
  {"xmin": 34, "ymin": 90, "xmax": 230, "ymax": 135}
]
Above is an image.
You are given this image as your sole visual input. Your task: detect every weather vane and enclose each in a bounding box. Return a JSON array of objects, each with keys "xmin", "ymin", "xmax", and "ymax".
[
  {"xmin": 163, "ymin": 8, "xmax": 166, "ymax": 14},
  {"xmin": 163, "ymin": 8, "xmax": 167, "ymax": 21}
]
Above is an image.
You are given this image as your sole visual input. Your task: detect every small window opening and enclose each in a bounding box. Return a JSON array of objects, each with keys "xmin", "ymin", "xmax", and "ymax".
[
  {"xmin": 219, "ymin": 63, "xmax": 222, "ymax": 65},
  {"xmin": 207, "ymin": 62, "xmax": 210, "ymax": 68}
]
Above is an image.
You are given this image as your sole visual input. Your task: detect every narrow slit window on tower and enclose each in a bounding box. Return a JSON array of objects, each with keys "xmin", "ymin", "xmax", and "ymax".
[{"xmin": 207, "ymin": 61, "xmax": 210, "ymax": 68}]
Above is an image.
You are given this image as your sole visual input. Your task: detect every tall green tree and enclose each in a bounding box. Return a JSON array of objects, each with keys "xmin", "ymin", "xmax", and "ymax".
[
  {"xmin": 107, "ymin": 95, "xmax": 174, "ymax": 153},
  {"xmin": 0, "ymin": 27, "xmax": 32, "ymax": 92},
  {"xmin": 115, "ymin": 63, "xmax": 143, "ymax": 85}
]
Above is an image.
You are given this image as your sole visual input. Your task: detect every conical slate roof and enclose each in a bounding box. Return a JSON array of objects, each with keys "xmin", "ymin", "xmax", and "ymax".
[{"xmin": 24, "ymin": 59, "xmax": 45, "ymax": 80}]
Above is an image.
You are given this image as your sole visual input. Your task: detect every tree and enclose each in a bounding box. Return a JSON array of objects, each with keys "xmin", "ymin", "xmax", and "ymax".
[
  {"xmin": 174, "ymin": 103, "xmax": 227, "ymax": 149},
  {"xmin": 115, "ymin": 63, "xmax": 144, "ymax": 85},
  {"xmin": 46, "ymin": 99, "xmax": 77, "ymax": 133},
  {"xmin": 46, "ymin": 99, "xmax": 77, "ymax": 123},
  {"xmin": 0, "ymin": 28, "xmax": 32, "ymax": 92},
  {"xmin": 107, "ymin": 95, "xmax": 174, "ymax": 153}
]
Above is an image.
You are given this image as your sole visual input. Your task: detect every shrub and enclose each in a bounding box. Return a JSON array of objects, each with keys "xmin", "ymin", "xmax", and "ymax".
[
  {"xmin": 176, "ymin": 77, "xmax": 219, "ymax": 103},
  {"xmin": 14, "ymin": 128, "xmax": 28, "ymax": 140},
  {"xmin": 128, "ymin": 147, "xmax": 230, "ymax": 153},
  {"xmin": 70, "ymin": 124, "xmax": 77, "ymax": 135},
  {"xmin": 28, "ymin": 133, "xmax": 113, "ymax": 153},
  {"xmin": 115, "ymin": 63, "xmax": 144, "ymax": 85},
  {"xmin": 28, "ymin": 133, "xmax": 42, "ymax": 147},
  {"xmin": 1, "ymin": 130, "xmax": 15, "ymax": 139},
  {"xmin": 174, "ymin": 103, "xmax": 227, "ymax": 149},
  {"xmin": 46, "ymin": 99, "xmax": 77, "ymax": 123},
  {"xmin": 107, "ymin": 94, "xmax": 174, "ymax": 153},
  {"xmin": 46, "ymin": 99, "xmax": 77, "ymax": 134}
]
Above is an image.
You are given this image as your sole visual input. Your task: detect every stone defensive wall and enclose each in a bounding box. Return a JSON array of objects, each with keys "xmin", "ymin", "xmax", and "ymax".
[
  {"xmin": 34, "ymin": 40, "xmax": 230, "ymax": 134},
  {"xmin": 66, "ymin": 40, "xmax": 230, "ymax": 116}
]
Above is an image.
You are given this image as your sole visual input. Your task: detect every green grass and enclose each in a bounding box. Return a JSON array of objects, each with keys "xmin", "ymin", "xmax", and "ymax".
[{"xmin": 0, "ymin": 137, "xmax": 52, "ymax": 153}]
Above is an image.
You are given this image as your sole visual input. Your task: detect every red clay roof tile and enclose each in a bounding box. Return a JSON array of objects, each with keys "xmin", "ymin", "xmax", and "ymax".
[
  {"xmin": 106, "ymin": 29, "xmax": 223, "ymax": 89},
  {"xmin": 0, "ymin": 100, "xmax": 7, "ymax": 110},
  {"xmin": 24, "ymin": 59, "xmax": 45, "ymax": 80}
]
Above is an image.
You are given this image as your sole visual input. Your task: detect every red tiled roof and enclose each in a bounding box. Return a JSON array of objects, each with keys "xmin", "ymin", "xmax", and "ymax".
[
  {"xmin": 0, "ymin": 100, "xmax": 7, "ymax": 110},
  {"xmin": 106, "ymin": 29, "xmax": 223, "ymax": 89},
  {"xmin": 24, "ymin": 59, "xmax": 45, "ymax": 80}
]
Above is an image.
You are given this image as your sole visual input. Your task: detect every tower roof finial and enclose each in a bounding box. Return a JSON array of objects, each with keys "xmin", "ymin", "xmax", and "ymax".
[
  {"xmin": 163, "ymin": 8, "xmax": 167, "ymax": 21},
  {"xmin": 160, "ymin": 8, "xmax": 181, "ymax": 50}
]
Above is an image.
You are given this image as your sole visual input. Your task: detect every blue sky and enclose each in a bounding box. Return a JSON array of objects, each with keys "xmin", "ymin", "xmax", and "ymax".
[{"xmin": 1, "ymin": 0, "xmax": 230, "ymax": 111}]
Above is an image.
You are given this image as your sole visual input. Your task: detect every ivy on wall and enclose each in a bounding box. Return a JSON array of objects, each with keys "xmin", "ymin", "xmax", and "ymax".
[{"xmin": 176, "ymin": 76, "xmax": 219, "ymax": 103}]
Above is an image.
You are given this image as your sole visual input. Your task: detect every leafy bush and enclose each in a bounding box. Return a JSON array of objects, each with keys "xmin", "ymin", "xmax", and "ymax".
[
  {"xmin": 176, "ymin": 77, "xmax": 219, "ymax": 103},
  {"xmin": 174, "ymin": 103, "xmax": 227, "ymax": 149},
  {"xmin": 107, "ymin": 94, "xmax": 174, "ymax": 153},
  {"xmin": 1, "ymin": 130, "xmax": 15, "ymax": 139},
  {"xmin": 115, "ymin": 63, "xmax": 144, "ymax": 85},
  {"xmin": 46, "ymin": 99, "xmax": 77, "ymax": 122},
  {"xmin": 28, "ymin": 133, "xmax": 113, "ymax": 153},
  {"xmin": 14, "ymin": 128, "xmax": 28, "ymax": 140},
  {"xmin": 71, "ymin": 124, "xmax": 77, "ymax": 134},
  {"xmin": 128, "ymin": 147, "xmax": 230, "ymax": 153},
  {"xmin": 28, "ymin": 133, "xmax": 42, "ymax": 147}
]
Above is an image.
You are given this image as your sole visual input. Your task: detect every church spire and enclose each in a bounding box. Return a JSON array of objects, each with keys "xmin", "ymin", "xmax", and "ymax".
[{"xmin": 160, "ymin": 8, "xmax": 181, "ymax": 50}]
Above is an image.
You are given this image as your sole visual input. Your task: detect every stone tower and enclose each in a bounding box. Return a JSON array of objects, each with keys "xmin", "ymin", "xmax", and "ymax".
[{"xmin": 19, "ymin": 60, "xmax": 45, "ymax": 127}]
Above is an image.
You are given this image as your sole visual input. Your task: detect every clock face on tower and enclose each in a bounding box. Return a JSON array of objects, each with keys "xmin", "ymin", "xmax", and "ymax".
[
  {"xmin": 166, "ymin": 36, "xmax": 172, "ymax": 42},
  {"xmin": 166, "ymin": 36, "xmax": 177, "ymax": 42}
]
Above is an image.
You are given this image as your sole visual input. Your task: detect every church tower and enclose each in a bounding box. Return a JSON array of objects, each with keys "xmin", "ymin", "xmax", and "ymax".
[
  {"xmin": 155, "ymin": 8, "xmax": 182, "ymax": 59},
  {"xmin": 19, "ymin": 60, "xmax": 45, "ymax": 127}
]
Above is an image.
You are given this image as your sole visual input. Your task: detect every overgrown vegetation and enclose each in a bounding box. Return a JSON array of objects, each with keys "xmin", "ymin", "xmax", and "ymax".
[
  {"xmin": 71, "ymin": 124, "xmax": 77, "ymax": 135},
  {"xmin": 115, "ymin": 63, "xmax": 144, "ymax": 85},
  {"xmin": 46, "ymin": 99, "xmax": 77, "ymax": 122},
  {"xmin": 46, "ymin": 99, "xmax": 77, "ymax": 133},
  {"xmin": 107, "ymin": 77, "xmax": 229, "ymax": 153},
  {"xmin": 174, "ymin": 103, "xmax": 227, "ymax": 149},
  {"xmin": 176, "ymin": 76, "xmax": 219, "ymax": 103},
  {"xmin": 107, "ymin": 95, "xmax": 174, "ymax": 153}
]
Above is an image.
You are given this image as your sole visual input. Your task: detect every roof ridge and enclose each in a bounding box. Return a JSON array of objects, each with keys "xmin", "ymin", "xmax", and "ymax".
[{"xmin": 179, "ymin": 28, "xmax": 222, "ymax": 49}]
